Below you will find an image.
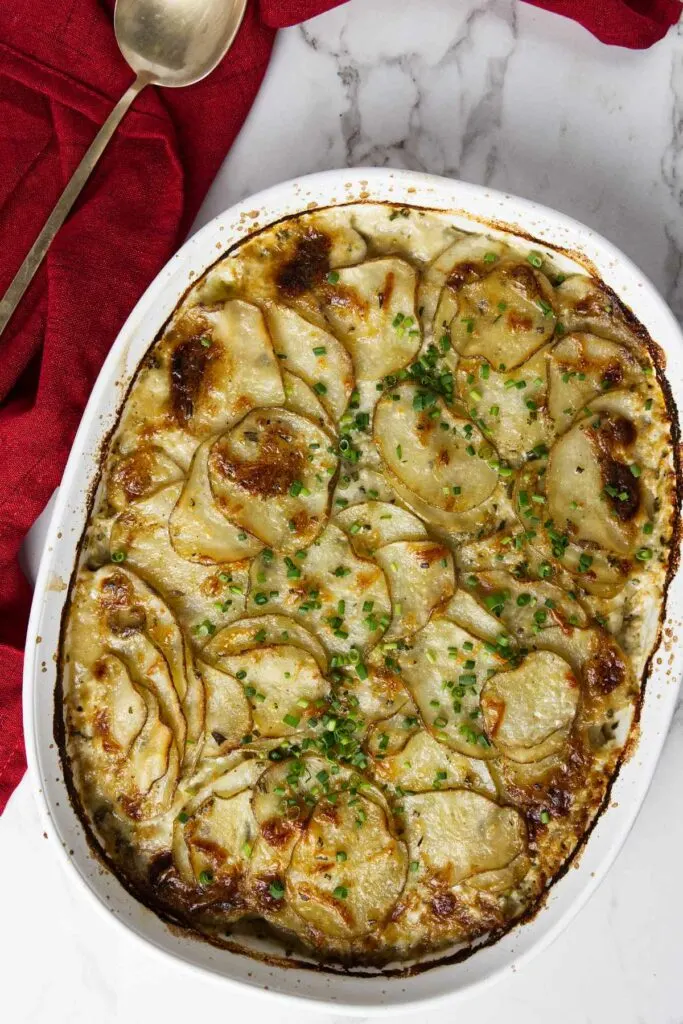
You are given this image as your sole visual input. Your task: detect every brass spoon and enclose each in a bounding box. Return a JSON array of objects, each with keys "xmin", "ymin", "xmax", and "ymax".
[{"xmin": 0, "ymin": 0, "xmax": 248, "ymax": 338}]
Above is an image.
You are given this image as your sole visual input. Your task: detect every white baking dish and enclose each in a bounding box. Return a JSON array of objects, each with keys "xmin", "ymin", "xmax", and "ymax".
[{"xmin": 23, "ymin": 168, "xmax": 683, "ymax": 1013}]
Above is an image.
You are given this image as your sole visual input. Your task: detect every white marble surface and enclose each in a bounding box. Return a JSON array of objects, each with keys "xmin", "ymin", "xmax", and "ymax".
[{"xmin": 3, "ymin": 1, "xmax": 683, "ymax": 1021}]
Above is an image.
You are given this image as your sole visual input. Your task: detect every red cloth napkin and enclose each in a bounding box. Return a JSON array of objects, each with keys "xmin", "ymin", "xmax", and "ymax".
[
  {"xmin": 527, "ymin": 0, "xmax": 681, "ymax": 47},
  {"xmin": 0, "ymin": 0, "xmax": 679, "ymax": 815}
]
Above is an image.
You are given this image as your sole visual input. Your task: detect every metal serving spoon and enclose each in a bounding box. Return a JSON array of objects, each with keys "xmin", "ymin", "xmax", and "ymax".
[{"xmin": 0, "ymin": 0, "xmax": 248, "ymax": 338}]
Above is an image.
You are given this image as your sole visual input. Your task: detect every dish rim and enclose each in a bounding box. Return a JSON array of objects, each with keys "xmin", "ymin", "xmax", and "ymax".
[{"xmin": 23, "ymin": 166, "xmax": 683, "ymax": 1014}]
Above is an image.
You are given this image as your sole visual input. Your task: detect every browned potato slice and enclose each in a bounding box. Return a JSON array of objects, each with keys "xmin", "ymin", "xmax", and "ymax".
[
  {"xmin": 115, "ymin": 300, "xmax": 285, "ymax": 469},
  {"xmin": 111, "ymin": 483, "xmax": 249, "ymax": 646},
  {"xmin": 419, "ymin": 236, "xmax": 508, "ymax": 345},
  {"xmin": 403, "ymin": 789, "xmax": 527, "ymax": 886},
  {"xmin": 322, "ymin": 258, "xmax": 421, "ymax": 380},
  {"xmin": 209, "ymin": 408, "xmax": 337, "ymax": 552},
  {"xmin": 374, "ymin": 383, "xmax": 499, "ymax": 515},
  {"xmin": 106, "ymin": 446, "xmax": 184, "ymax": 512},
  {"xmin": 249, "ymin": 756, "xmax": 350, "ymax": 882},
  {"xmin": 176, "ymin": 758, "xmax": 267, "ymax": 888},
  {"xmin": 546, "ymin": 415, "xmax": 639, "ymax": 556},
  {"xmin": 425, "ymin": 237, "xmax": 556, "ymax": 370},
  {"xmin": 66, "ymin": 566, "xmax": 195, "ymax": 755},
  {"xmin": 246, "ymin": 524, "xmax": 391, "ymax": 656},
  {"xmin": 375, "ymin": 540, "xmax": 455, "ymax": 639},
  {"xmin": 170, "ymin": 439, "xmax": 263, "ymax": 564},
  {"xmin": 334, "ymin": 500, "xmax": 427, "ymax": 557},
  {"xmin": 554, "ymin": 275, "xmax": 641, "ymax": 346},
  {"xmin": 287, "ymin": 790, "xmax": 407, "ymax": 939},
  {"xmin": 372, "ymin": 730, "xmax": 496, "ymax": 797},
  {"xmin": 399, "ymin": 616, "xmax": 499, "ymax": 758},
  {"xmin": 548, "ymin": 333, "xmax": 641, "ymax": 434},
  {"xmin": 481, "ymin": 651, "xmax": 580, "ymax": 763},
  {"xmin": 265, "ymin": 304, "xmax": 354, "ymax": 421},
  {"xmin": 513, "ymin": 459, "xmax": 631, "ymax": 598},
  {"xmin": 68, "ymin": 653, "xmax": 179, "ymax": 822},
  {"xmin": 205, "ymin": 614, "xmax": 328, "ymax": 674}
]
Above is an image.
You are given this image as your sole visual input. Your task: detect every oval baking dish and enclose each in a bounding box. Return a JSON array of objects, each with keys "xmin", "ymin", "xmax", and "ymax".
[{"xmin": 24, "ymin": 168, "xmax": 683, "ymax": 1013}]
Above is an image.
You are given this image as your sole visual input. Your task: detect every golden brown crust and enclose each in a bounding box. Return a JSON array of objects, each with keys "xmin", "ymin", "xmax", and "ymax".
[{"xmin": 58, "ymin": 201, "xmax": 679, "ymax": 973}]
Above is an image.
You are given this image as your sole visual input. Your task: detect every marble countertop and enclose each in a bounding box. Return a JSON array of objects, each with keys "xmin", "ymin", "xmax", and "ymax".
[{"xmin": 3, "ymin": 1, "xmax": 683, "ymax": 1021}]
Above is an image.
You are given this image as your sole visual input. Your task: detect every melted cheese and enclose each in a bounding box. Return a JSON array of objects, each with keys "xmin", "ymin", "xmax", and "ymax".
[{"xmin": 62, "ymin": 201, "xmax": 677, "ymax": 970}]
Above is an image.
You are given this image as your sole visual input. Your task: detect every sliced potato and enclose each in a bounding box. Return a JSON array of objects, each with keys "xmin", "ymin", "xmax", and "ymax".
[
  {"xmin": 199, "ymin": 208, "xmax": 367, "ymax": 321},
  {"xmin": 115, "ymin": 300, "xmax": 285, "ymax": 469},
  {"xmin": 351, "ymin": 205, "xmax": 462, "ymax": 264},
  {"xmin": 399, "ymin": 616, "xmax": 499, "ymax": 758},
  {"xmin": 375, "ymin": 540, "xmax": 455, "ymax": 639},
  {"xmin": 265, "ymin": 304, "xmax": 354, "ymax": 421},
  {"xmin": 386, "ymin": 467, "xmax": 512, "ymax": 541},
  {"xmin": 419, "ymin": 236, "xmax": 508, "ymax": 346},
  {"xmin": 374, "ymin": 383, "xmax": 499, "ymax": 515},
  {"xmin": 321, "ymin": 258, "xmax": 421, "ymax": 380},
  {"xmin": 67, "ymin": 566, "xmax": 191, "ymax": 751},
  {"xmin": 481, "ymin": 650, "xmax": 580, "ymax": 762},
  {"xmin": 170, "ymin": 439, "xmax": 263, "ymax": 564},
  {"xmin": 204, "ymin": 643, "xmax": 329, "ymax": 739},
  {"xmin": 111, "ymin": 483, "xmax": 249, "ymax": 646},
  {"xmin": 403, "ymin": 789, "xmax": 527, "ymax": 886},
  {"xmin": 106, "ymin": 446, "xmax": 184, "ymax": 512},
  {"xmin": 67, "ymin": 651, "xmax": 179, "ymax": 822},
  {"xmin": 464, "ymin": 569, "xmax": 587, "ymax": 640},
  {"xmin": 534, "ymin": 625, "xmax": 635, "ymax": 711},
  {"xmin": 249, "ymin": 756, "xmax": 347, "ymax": 880},
  {"xmin": 246, "ymin": 524, "xmax": 391, "ymax": 656},
  {"xmin": 372, "ymin": 730, "xmax": 496, "ymax": 797},
  {"xmin": 443, "ymin": 589, "xmax": 505, "ymax": 645},
  {"xmin": 554, "ymin": 275, "xmax": 641, "ymax": 346},
  {"xmin": 186, "ymin": 791, "xmax": 255, "ymax": 886},
  {"xmin": 548, "ymin": 333, "xmax": 641, "ymax": 434},
  {"xmin": 283, "ymin": 371, "xmax": 336, "ymax": 435},
  {"xmin": 347, "ymin": 657, "xmax": 411, "ymax": 723},
  {"xmin": 209, "ymin": 408, "xmax": 337, "ymax": 552},
  {"xmin": 334, "ymin": 500, "xmax": 427, "ymax": 557},
  {"xmin": 455, "ymin": 348, "xmax": 553, "ymax": 465},
  {"xmin": 449, "ymin": 264, "xmax": 555, "ymax": 370},
  {"xmin": 287, "ymin": 790, "xmax": 407, "ymax": 939},
  {"xmin": 514, "ymin": 460, "xmax": 632, "ymax": 597},
  {"xmin": 196, "ymin": 660, "xmax": 252, "ymax": 758},
  {"xmin": 546, "ymin": 416, "xmax": 638, "ymax": 556},
  {"xmin": 366, "ymin": 700, "xmax": 422, "ymax": 757},
  {"xmin": 126, "ymin": 682, "xmax": 176, "ymax": 795},
  {"xmin": 205, "ymin": 615, "xmax": 328, "ymax": 674},
  {"xmin": 422, "ymin": 237, "xmax": 556, "ymax": 369}
]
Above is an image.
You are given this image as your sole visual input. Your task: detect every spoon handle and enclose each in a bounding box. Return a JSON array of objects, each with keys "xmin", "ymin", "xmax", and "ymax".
[{"xmin": 0, "ymin": 73, "xmax": 149, "ymax": 339}]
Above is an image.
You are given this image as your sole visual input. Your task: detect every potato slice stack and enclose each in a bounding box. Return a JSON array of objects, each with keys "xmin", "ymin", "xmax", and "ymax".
[{"xmin": 62, "ymin": 203, "xmax": 676, "ymax": 965}]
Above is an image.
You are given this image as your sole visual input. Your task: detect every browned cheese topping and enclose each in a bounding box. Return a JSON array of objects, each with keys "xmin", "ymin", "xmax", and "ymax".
[{"xmin": 61, "ymin": 204, "xmax": 679, "ymax": 970}]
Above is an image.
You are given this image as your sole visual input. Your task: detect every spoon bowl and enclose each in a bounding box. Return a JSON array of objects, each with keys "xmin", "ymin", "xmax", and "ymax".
[
  {"xmin": 115, "ymin": 0, "xmax": 248, "ymax": 87},
  {"xmin": 0, "ymin": 0, "xmax": 249, "ymax": 337}
]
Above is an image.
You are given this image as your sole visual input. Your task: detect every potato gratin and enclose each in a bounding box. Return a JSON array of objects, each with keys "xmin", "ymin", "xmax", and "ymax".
[{"xmin": 60, "ymin": 203, "xmax": 679, "ymax": 969}]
